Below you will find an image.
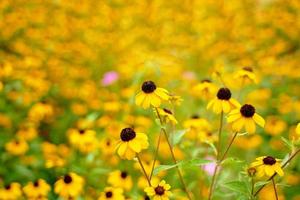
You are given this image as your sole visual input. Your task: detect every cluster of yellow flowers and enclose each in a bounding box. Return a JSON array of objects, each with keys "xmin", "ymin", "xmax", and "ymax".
[{"xmin": 1, "ymin": 0, "xmax": 300, "ymax": 199}]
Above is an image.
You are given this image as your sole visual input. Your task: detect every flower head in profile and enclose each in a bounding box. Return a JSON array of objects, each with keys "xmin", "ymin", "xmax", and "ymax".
[
  {"xmin": 116, "ymin": 127, "xmax": 149, "ymax": 160},
  {"xmin": 23, "ymin": 179, "xmax": 51, "ymax": 199},
  {"xmin": 250, "ymin": 156, "xmax": 283, "ymax": 178},
  {"xmin": 227, "ymin": 104, "xmax": 265, "ymax": 134},
  {"xmin": 192, "ymin": 79, "xmax": 217, "ymax": 100},
  {"xmin": 144, "ymin": 180, "xmax": 171, "ymax": 200},
  {"xmin": 54, "ymin": 172, "xmax": 84, "ymax": 199},
  {"xmin": 207, "ymin": 88, "xmax": 240, "ymax": 114},
  {"xmin": 155, "ymin": 108, "xmax": 177, "ymax": 125},
  {"xmin": 135, "ymin": 81, "xmax": 169, "ymax": 109},
  {"xmin": 98, "ymin": 187, "xmax": 125, "ymax": 200}
]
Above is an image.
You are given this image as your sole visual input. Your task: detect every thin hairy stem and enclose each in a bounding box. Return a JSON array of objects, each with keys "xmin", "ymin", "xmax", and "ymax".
[
  {"xmin": 272, "ymin": 178, "xmax": 278, "ymax": 200},
  {"xmin": 149, "ymin": 129, "xmax": 162, "ymax": 180}
]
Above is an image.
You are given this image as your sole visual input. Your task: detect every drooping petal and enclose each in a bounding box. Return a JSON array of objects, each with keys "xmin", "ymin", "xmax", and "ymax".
[
  {"xmin": 227, "ymin": 113, "xmax": 241, "ymax": 123},
  {"xmin": 135, "ymin": 92, "xmax": 146, "ymax": 106},
  {"xmin": 128, "ymin": 140, "xmax": 141, "ymax": 152},
  {"xmin": 232, "ymin": 117, "xmax": 245, "ymax": 132},
  {"xmin": 212, "ymin": 100, "xmax": 222, "ymax": 114},
  {"xmin": 221, "ymin": 101, "xmax": 230, "ymax": 113},
  {"xmin": 245, "ymin": 119, "xmax": 256, "ymax": 134},
  {"xmin": 117, "ymin": 143, "xmax": 128, "ymax": 157},
  {"xmin": 253, "ymin": 113, "xmax": 265, "ymax": 127}
]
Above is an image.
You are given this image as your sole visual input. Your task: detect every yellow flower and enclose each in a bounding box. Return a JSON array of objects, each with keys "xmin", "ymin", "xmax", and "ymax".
[
  {"xmin": 107, "ymin": 170, "xmax": 133, "ymax": 191},
  {"xmin": 23, "ymin": 179, "xmax": 51, "ymax": 199},
  {"xmin": 16, "ymin": 123, "xmax": 38, "ymax": 141},
  {"xmin": 207, "ymin": 88, "xmax": 240, "ymax": 114},
  {"xmin": 0, "ymin": 183, "xmax": 22, "ymax": 200},
  {"xmin": 54, "ymin": 172, "xmax": 84, "ymax": 199},
  {"xmin": 233, "ymin": 67, "xmax": 258, "ymax": 85},
  {"xmin": 250, "ymin": 156, "xmax": 284, "ymax": 178},
  {"xmin": 192, "ymin": 79, "xmax": 217, "ymax": 100},
  {"xmin": 5, "ymin": 139, "xmax": 29, "ymax": 155},
  {"xmin": 296, "ymin": 123, "xmax": 300, "ymax": 135},
  {"xmin": 135, "ymin": 81, "xmax": 169, "ymax": 109},
  {"xmin": 68, "ymin": 129, "xmax": 98, "ymax": 153},
  {"xmin": 227, "ymin": 104, "xmax": 265, "ymax": 134},
  {"xmin": 144, "ymin": 180, "xmax": 171, "ymax": 200},
  {"xmin": 98, "ymin": 187, "xmax": 125, "ymax": 200},
  {"xmin": 264, "ymin": 116, "xmax": 286, "ymax": 136},
  {"xmin": 155, "ymin": 108, "xmax": 177, "ymax": 125},
  {"xmin": 169, "ymin": 95, "xmax": 183, "ymax": 106},
  {"xmin": 116, "ymin": 128, "xmax": 149, "ymax": 160},
  {"xmin": 28, "ymin": 102, "xmax": 53, "ymax": 123}
]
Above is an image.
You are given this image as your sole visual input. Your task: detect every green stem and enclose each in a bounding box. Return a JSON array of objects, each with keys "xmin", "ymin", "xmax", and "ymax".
[
  {"xmin": 137, "ymin": 154, "xmax": 151, "ymax": 186},
  {"xmin": 149, "ymin": 129, "xmax": 162, "ymax": 180},
  {"xmin": 272, "ymin": 178, "xmax": 278, "ymax": 200}
]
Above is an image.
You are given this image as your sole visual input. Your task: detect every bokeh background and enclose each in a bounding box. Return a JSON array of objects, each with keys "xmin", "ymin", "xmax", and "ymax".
[{"xmin": 0, "ymin": 0, "xmax": 300, "ymax": 199}]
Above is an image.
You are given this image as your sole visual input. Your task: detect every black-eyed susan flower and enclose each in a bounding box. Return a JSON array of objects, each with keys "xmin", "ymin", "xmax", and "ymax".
[
  {"xmin": 135, "ymin": 81, "xmax": 169, "ymax": 109},
  {"xmin": 54, "ymin": 172, "xmax": 84, "ymax": 199},
  {"xmin": 183, "ymin": 115, "xmax": 211, "ymax": 140},
  {"xmin": 5, "ymin": 139, "xmax": 29, "ymax": 155},
  {"xmin": 155, "ymin": 108, "xmax": 177, "ymax": 125},
  {"xmin": 227, "ymin": 104, "xmax": 265, "ymax": 134},
  {"xmin": 250, "ymin": 156, "xmax": 284, "ymax": 177},
  {"xmin": 116, "ymin": 127, "xmax": 149, "ymax": 160},
  {"xmin": 107, "ymin": 170, "xmax": 133, "ymax": 191},
  {"xmin": 144, "ymin": 180, "xmax": 171, "ymax": 200},
  {"xmin": 98, "ymin": 187, "xmax": 125, "ymax": 200},
  {"xmin": 207, "ymin": 88, "xmax": 240, "ymax": 114},
  {"xmin": 265, "ymin": 116, "xmax": 286, "ymax": 136},
  {"xmin": 0, "ymin": 183, "xmax": 22, "ymax": 199},
  {"xmin": 234, "ymin": 67, "xmax": 258, "ymax": 85},
  {"xmin": 23, "ymin": 179, "xmax": 51, "ymax": 199}
]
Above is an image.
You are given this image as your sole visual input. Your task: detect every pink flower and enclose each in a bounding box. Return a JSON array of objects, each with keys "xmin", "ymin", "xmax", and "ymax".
[
  {"xmin": 101, "ymin": 71, "xmax": 119, "ymax": 86},
  {"xmin": 202, "ymin": 156, "xmax": 218, "ymax": 176}
]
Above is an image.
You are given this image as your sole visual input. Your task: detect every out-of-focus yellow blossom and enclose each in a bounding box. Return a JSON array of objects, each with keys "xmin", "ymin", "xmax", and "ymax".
[
  {"xmin": 183, "ymin": 115, "xmax": 211, "ymax": 140},
  {"xmin": 0, "ymin": 183, "xmax": 22, "ymax": 200},
  {"xmin": 28, "ymin": 102, "xmax": 54, "ymax": 123},
  {"xmin": 68, "ymin": 129, "xmax": 99, "ymax": 153},
  {"xmin": 98, "ymin": 187, "xmax": 125, "ymax": 200},
  {"xmin": 265, "ymin": 116, "xmax": 287, "ymax": 136},
  {"xmin": 233, "ymin": 67, "xmax": 258, "ymax": 85},
  {"xmin": 192, "ymin": 79, "xmax": 217, "ymax": 100},
  {"xmin": 23, "ymin": 179, "xmax": 51, "ymax": 199},
  {"xmin": 107, "ymin": 170, "xmax": 133, "ymax": 191},
  {"xmin": 155, "ymin": 108, "xmax": 178, "ymax": 125},
  {"xmin": 54, "ymin": 172, "xmax": 84, "ymax": 199},
  {"xmin": 234, "ymin": 134, "xmax": 262, "ymax": 149},
  {"xmin": 16, "ymin": 123, "xmax": 38, "ymax": 141},
  {"xmin": 5, "ymin": 139, "xmax": 29, "ymax": 155},
  {"xmin": 42, "ymin": 142, "xmax": 70, "ymax": 168}
]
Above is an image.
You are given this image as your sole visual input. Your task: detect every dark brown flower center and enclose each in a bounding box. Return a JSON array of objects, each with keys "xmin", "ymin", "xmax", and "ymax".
[
  {"xmin": 155, "ymin": 186, "xmax": 165, "ymax": 195},
  {"xmin": 191, "ymin": 114, "xmax": 199, "ymax": 119},
  {"xmin": 263, "ymin": 156, "xmax": 276, "ymax": 165},
  {"xmin": 144, "ymin": 195, "xmax": 150, "ymax": 200},
  {"xmin": 243, "ymin": 66, "xmax": 253, "ymax": 72},
  {"xmin": 120, "ymin": 128, "xmax": 136, "ymax": 142},
  {"xmin": 34, "ymin": 181, "xmax": 39, "ymax": 187},
  {"xmin": 217, "ymin": 88, "xmax": 231, "ymax": 100},
  {"xmin": 240, "ymin": 104, "xmax": 255, "ymax": 117},
  {"xmin": 5, "ymin": 185, "xmax": 11, "ymax": 190},
  {"xmin": 201, "ymin": 79, "xmax": 211, "ymax": 83},
  {"xmin": 63, "ymin": 175, "xmax": 72, "ymax": 184},
  {"xmin": 105, "ymin": 191, "xmax": 113, "ymax": 198},
  {"xmin": 142, "ymin": 81, "xmax": 156, "ymax": 93},
  {"xmin": 163, "ymin": 108, "xmax": 172, "ymax": 115},
  {"xmin": 79, "ymin": 129, "xmax": 85, "ymax": 134},
  {"xmin": 121, "ymin": 171, "xmax": 127, "ymax": 179}
]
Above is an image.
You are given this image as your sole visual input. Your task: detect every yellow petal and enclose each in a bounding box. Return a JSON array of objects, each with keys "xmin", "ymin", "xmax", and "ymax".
[
  {"xmin": 232, "ymin": 117, "xmax": 245, "ymax": 132},
  {"xmin": 155, "ymin": 88, "xmax": 169, "ymax": 100},
  {"xmin": 245, "ymin": 119, "xmax": 256, "ymax": 134},
  {"xmin": 135, "ymin": 92, "xmax": 146, "ymax": 106},
  {"xmin": 227, "ymin": 113, "xmax": 241, "ymax": 123},
  {"xmin": 213, "ymin": 100, "xmax": 222, "ymax": 114},
  {"xmin": 253, "ymin": 113, "xmax": 265, "ymax": 128},
  {"xmin": 117, "ymin": 143, "xmax": 128, "ymax": 157},
  {"xmin": 222, "ymin": 101, "xmax": 230, "ymax": 113}
]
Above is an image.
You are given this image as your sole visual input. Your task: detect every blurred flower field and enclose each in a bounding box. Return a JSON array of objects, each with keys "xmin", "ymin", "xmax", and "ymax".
[{"xmin": 0, "ymin": 0, "xmax": 300, "ymax": 199}]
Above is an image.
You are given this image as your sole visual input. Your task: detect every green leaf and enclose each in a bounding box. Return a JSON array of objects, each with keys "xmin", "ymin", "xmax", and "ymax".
[
  {"xmin": 280, "ymin": 137, "xmax": 293, "ymax": 150},
  {"xmin": 153, "ymin": 162, "xmax": 182, "ymax": 175},
  {"xmin": 153, "ymin": 159, "xmax": 212, "ymax": 175},
  {"xmin": 171, "ymin": 129, "xmax": 187, "ymax": 145},
  {"xmin": 224, "ymin": 181, "xmax": 248, "ymax": 194}
]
